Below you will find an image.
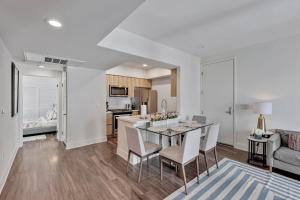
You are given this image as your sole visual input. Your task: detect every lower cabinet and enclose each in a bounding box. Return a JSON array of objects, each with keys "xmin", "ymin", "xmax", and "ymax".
[{"xmin": 106, "ymin": 113, "xmax": 113, "ymax": 136}]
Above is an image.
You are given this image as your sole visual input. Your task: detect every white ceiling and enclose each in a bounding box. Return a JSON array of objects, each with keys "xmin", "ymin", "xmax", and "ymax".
[
  {"xmin": 0, "ymin": 0, "xmax": 144, "ymax": 69},
  {"xmin": 2, "ymin": 0, "xmax": 300, "ymax": 69},
  {"xmin": 119, "ymin": 0, "xmax": 300, "ymax": 56}
]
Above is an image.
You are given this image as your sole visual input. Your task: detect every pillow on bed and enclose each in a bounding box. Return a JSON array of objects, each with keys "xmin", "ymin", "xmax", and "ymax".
[{"xmin": 288, "ymin": 133, "xmax": 300, "ymax": 151}]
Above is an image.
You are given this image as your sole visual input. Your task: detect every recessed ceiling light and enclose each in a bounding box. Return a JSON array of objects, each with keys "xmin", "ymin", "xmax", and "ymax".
[
  {"xmin": 47, "ymin": 19, "xmax": 62, "ymax": 28},
  {"xmin": 38, "ymin": 65, "xmax": 45, "ymax": 69},
  {"xmin": 142, "ymin": 64, "xmax": 148, "ymax": 67}
]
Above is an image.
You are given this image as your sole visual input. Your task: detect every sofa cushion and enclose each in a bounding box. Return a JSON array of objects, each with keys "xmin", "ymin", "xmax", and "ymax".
[
  {"xmin": 288, "ymin": 133, "xmax": 300, "ymax": 151},
  {"xmin": 274, "ymin": 147, "xmax": 300, "ymax": 167},
  {"xmin": 275, "ymin": 129, "xmax": 289, "ymax": 147},
  {"xmin": 274, "ymin": 129, "xmax": 300, "ymax": 147}
]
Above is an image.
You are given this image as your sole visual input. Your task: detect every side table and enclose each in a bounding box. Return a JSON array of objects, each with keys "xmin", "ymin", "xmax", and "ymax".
[{"xmin": 248, "ymin": 136, "xmax": 268, "ymax": 167}]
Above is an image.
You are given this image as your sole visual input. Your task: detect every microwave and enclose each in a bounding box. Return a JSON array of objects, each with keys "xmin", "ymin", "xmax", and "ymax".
[{"xmin": 109, "ymin": 86, "xmax": 128, "ymax": 97}]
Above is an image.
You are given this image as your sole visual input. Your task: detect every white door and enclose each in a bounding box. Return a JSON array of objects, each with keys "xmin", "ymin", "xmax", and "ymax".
[
  {"xmin": 201, "ymin": 59, "xmax": 234, "ymax": 146},
  {"xmin": 62, "ymin": 71, "xmax": 67, "ymax": 143}
]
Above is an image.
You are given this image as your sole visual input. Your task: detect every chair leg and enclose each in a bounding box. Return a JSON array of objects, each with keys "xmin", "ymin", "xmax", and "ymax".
[
  {"xmin": 126, "ymin": 150, "xmax": 131, "ymax": 174},
  {"xmin": 138, "ymin": 156, "xmax": 143, "ymax": 183},
  {"xmin": 181, "ymin": 164, "xmax": 188, "ymax": 195},
  {"xmin": 196, "ymin": 157, "xmax": 200, "ymax": 184},
  {"xmin": 269, "ymin": 165, "xmax": 273, "ymax": 172},
  {"xmin": 214, "ymin": 147, "xmax": 219, "ymax": 169},
  {"xmin": 204, "ymin": 151, "xmax": 210, "ymax": 176},
  {"xmin": 147, "ymin": 156, "xmax": 149, "ymax": 168},
  {"xmin": 160, "ymin": 157, "xmax": 163, "ymax": 181}
]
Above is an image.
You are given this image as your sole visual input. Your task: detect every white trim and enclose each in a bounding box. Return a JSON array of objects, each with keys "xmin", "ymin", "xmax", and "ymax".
[
  {"xmin": 0, "ymin": 145, "xmax": 19, "ymax": 194},
  {"xmin": 65, "ymin": 137, "xmax": 107, "ymax": 149},
  {"xmin": 201, "ymin": 57, "xmax": 237, "ymax": 148}
]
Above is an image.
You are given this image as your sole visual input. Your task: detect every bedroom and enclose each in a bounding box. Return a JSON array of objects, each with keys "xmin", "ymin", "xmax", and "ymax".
[{"xmin": 19, "ymin": 62, "xmax": 66, "ymax": 143}]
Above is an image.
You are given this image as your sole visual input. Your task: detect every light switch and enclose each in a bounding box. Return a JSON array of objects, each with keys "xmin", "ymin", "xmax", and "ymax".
[{"xmin": 1, "ymin": 109, "xmax": 6, "ymax": 115}]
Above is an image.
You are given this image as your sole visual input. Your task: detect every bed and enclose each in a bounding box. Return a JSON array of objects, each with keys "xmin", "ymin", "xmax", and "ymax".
[{"xmin": 23, "ymin": 110, "xmax": 58, "ymax": 136}]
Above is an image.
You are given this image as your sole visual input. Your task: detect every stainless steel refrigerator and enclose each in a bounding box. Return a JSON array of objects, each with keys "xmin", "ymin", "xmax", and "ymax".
[{"xmin": 134, "ymin": 87, "xmax": 157, "ymax": 114}]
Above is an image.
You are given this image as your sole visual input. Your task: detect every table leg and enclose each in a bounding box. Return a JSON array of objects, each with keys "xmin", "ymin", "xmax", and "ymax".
[
  {"xmin": 263, "ymin": 142, "xmax": 266, "ymax": 166},
  {"xmin": 159, "ymin": 135, "xmax": 162, "ymax": 147},
  {"xmin": 248, "ymin": 140, "xmax": 250, "ymax": 163},
  {"xmin": 178, "ymin": 134, "xmax": 182, "ymax": 146}
]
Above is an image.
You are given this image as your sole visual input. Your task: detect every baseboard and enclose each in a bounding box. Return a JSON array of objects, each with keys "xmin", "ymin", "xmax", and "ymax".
[
  {"xmin": 66, "ymin": 137, "xmax": 107, "ymax": 150},
  {"xmin": 0, "ymin": 145, "xmax": 19, "ymax": 194},
  {"xmin": 235, "ymin": 142, "xmax": 248, "ymax": 152}
]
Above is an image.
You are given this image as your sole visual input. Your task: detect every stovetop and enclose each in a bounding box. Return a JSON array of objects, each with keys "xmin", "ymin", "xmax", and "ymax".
[{"xmin": 108, "ymin": 109, "xmax": 133, "ymax": 114}]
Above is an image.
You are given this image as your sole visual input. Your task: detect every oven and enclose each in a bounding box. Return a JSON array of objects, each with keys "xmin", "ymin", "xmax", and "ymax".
[{"xmin": 112, "ymin": 110, "xmax": 133, "ymax": 135}]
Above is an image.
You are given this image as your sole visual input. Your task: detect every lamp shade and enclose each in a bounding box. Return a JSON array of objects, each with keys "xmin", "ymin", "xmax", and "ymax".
[{"xmin": 253, "ymin": 102, "xmax": 272, "ymax": 115}]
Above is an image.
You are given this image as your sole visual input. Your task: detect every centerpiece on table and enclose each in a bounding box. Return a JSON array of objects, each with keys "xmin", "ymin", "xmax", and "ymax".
[{"xmin": 150, "ymin": 112, "xmax": 179, "ymax": 126}]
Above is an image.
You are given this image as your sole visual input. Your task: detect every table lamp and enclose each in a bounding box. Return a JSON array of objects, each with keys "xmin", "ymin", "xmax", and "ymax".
[{"xmin": 253, "ymin": 102, "xmax": 272, "ymax": 132}]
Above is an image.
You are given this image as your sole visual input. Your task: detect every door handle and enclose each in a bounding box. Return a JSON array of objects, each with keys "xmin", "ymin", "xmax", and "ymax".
[{"xmin": 225, "ymin": 107, "xmax": 232, "ymax": 115}]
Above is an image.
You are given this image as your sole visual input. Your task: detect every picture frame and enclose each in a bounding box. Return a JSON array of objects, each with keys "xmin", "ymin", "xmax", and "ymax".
[{"xmin": 11, "ymin": 62, "xmax": 19, "ymax": 117}]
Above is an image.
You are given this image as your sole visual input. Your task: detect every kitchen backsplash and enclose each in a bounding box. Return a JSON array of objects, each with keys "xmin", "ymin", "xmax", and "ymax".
[{"xmin": 107, "ymin": 97, "xmax": 132, "ymax": 109}]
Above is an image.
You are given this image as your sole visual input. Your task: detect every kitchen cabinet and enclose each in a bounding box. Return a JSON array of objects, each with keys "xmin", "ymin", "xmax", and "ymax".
[
  {"xmin": 106, "ymin": 75, "xmax": 152, "ymax": 97},
  {"xmin": 118, "ymin": 76, "xmax": 128, "ymax": 87},
  {"xmin": 106, "ymin": 112, "xmax": 113, "ymax": 136},
  {"xmin": 171, "ymin": 68, "xmax": 177, "ymax": 97},
  {"xmin": 128, "ymin": 77, "xmax": 134, "ymax": 97},
  {"xmin": 132, "ymin": 110, "xmax": 139, "ymax": 115}
]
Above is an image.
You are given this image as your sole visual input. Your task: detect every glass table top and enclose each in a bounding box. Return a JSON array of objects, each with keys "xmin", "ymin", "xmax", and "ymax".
[{"xmin": 136, "ymin": 121, "xmax": 214, "ymax": 137}]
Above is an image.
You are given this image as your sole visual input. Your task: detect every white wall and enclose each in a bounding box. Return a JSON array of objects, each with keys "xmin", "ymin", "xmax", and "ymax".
[
  {"xmin": 0, "ymin": 38, "xmax": 19, "ymax": 193},
  {"xmin": 152, "ymin": 77, "xmax": 177, "ymax": 112},
  {"xmin": 66, "ymin": 66, "xmax": 107, "ymax": 149},
  {"xmin": 99, "ymin": 28, "xmax": 201, "ymax": 117},
  {"xmin": 106, "ymin": 65, "xmax": 147, "ymax": 78},
  {"xmin": 203, "ymin": 35, "xmax": 300, "ymax": 150},
  {"xmin": 23, "ymin": 76, "xmax": 58, "ymax": 122}
]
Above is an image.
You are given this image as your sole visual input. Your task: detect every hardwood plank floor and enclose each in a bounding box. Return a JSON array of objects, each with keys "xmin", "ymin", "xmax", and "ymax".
[{"xmin": 0, "ymin": 135, "xmax": 296, "ymax": 200}]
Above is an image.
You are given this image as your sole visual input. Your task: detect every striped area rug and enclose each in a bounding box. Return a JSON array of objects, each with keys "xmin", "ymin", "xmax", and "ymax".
[{"xmin": 165, "ymin": 158, "xmax": 300, "ymax": 200}]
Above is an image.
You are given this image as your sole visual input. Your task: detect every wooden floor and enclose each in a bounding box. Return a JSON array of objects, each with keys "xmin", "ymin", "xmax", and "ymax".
[{"xmin": 0, "ymin": 135, "xmax": 295, "ymax": 200}]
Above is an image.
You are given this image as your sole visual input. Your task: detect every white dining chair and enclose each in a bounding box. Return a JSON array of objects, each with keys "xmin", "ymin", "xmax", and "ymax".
[
  {"xmin": 159, "ymin": 129, "xmax": 201, "ymax": 195},
  {"xmin": 125, "ymin": 126, "xmax": 162, "ymax": 183},
  {"xmin": 199, "ymin": 123, "xmax": 220, "ymax": 176},
  {"xmin": 192, "ymin": 115, "xmax": 207, "ymax": 136}
]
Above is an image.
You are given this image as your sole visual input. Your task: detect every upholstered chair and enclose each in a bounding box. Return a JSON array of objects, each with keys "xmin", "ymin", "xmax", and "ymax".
[
  {"xmin": 125, "ymin": 126, "xmax": 161, "ymax": 183},
  {"xmin": 159, "ymin": 129, "xmax": 201, "ymax": 195},
  {"xmin": 199, "ymin": 123, "xmax": 220, "ymax": 176}
]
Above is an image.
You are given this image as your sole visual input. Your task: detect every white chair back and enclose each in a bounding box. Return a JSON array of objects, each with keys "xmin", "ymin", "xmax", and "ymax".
[
  {"xmin": 125, "ymin": 126, "xmax": 145, "ymax": 156},
  {"xmin": 192, "ymin": 115, "xmax": 206, "ymax": 124},
  {"xmin": 201, "ymin": 123, "xmax": 220, "ymax": 151},
  {"xmin": 182, "ymin": 129, "xmax": 201, "ymax": 163}
]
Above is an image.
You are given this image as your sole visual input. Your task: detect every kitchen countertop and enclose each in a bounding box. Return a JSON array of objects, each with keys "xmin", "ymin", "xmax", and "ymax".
[{"xmin": 117, "ymin": 115, "xmax": 149, "ymax": 124}]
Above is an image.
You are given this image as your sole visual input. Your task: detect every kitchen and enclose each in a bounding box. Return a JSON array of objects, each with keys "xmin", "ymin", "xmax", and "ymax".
[{"xmin": 106, "ymin": 62, "xmax": 177, "ymax": 144}]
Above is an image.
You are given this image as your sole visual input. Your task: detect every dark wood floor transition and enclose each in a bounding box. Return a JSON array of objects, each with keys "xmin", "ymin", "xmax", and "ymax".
[{"xmin": 0, "ymin": 135, "xmax": 297, "ymax": 200}]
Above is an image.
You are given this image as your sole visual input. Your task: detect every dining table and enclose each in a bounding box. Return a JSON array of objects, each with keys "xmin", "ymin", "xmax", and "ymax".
[{"xmin": 136, "ymin": 121, "xmax": 214, "ymax": 147}]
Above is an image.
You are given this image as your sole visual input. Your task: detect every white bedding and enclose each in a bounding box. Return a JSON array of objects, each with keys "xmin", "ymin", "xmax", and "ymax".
[{"xmin": 23, "ymin": 117, "xmax": 57, "ymax": 129}]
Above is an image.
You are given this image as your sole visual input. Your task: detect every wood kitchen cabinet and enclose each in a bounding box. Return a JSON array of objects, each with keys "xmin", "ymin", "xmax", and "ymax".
[
  {"xmin": 171, "ymin": 68, "xmax": 177, "ymax": 97},
  {"xmin": 106, "ymin": 75, "xmax": 152, "ymax": 97},
  {"xmin": 118, "ymin": 76, "xmax": 128, "ymax": 87},
  {"xmin": 106, "ymin": 112, "xmax": 113, "ymax": 136}
]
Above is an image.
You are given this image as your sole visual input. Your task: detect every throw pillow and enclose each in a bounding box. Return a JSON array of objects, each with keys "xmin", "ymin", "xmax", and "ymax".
[{"xmin": 288, "ymin": 133, "xmax": 300, "ymax": 151}]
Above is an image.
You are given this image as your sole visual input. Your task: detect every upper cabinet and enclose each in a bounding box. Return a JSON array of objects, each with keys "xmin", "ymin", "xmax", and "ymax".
[
  {"xmin": 171, "ymin": 68, "xmax": 177, "ymax": 97},
  {"xmin": 106, "ymin": 75, "xmax": 152, "ymax": 97}
]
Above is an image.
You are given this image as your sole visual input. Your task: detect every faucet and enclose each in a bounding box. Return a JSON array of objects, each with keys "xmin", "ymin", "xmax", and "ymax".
[{"xmin": 161, "ymin": 99, "xmax": 168, "ymax": 114}]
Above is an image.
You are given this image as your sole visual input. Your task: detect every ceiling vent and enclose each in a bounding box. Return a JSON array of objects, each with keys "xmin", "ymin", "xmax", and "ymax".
[
  {"xmin": 24, "ymin": 52, "xmax": 69, "ymax": 65},
  {"xmin": 44, "ymin": 57, "xmax": 68, "ymax": 65},
  {"xmin": 24, "ymin": 52, "xmax": 86, "ymax": 65}
]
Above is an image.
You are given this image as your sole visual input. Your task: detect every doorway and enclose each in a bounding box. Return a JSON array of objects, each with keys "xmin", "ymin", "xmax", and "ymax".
[{"xmin": 201, "ymin": 58, "xmax": 235, "ymax": 146}]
